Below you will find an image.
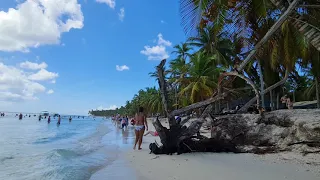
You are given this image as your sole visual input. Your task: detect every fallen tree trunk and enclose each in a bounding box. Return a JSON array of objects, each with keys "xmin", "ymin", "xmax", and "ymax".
[{"xmin": 152, "ymin": 59, "xmax": 227, "ymax": 154}]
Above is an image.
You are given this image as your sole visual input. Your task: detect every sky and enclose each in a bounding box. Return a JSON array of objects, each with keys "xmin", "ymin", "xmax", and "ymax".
[{"xmin": 0, "ymin": 0, "xmax": 187, "ymax": 115}]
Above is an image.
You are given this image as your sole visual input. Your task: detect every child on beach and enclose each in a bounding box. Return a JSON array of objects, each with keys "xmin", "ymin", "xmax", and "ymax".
[
  {"xmin": 130, "ymin": 118, "xmax": 135, "ymax": 125},
  {"xmin": 144, "ymin": 131, "xmax": 159, "ymax": 136}
]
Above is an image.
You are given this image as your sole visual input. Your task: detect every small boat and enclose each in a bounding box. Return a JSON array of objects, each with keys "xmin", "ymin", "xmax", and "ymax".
[{"xmin": 40, "ymin": 111, "xmax": 50, "ymax": 116}]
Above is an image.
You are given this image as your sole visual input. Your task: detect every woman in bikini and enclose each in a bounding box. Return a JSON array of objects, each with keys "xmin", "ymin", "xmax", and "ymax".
[{"xmin": 133, "ymin": 107, "xmax": 148, "ymax": 150}]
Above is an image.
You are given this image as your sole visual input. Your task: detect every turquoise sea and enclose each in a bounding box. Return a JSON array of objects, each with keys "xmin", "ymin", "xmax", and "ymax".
[{"xmin": 0, "ymin": 114, "xmax": 135, "ymax": 180}]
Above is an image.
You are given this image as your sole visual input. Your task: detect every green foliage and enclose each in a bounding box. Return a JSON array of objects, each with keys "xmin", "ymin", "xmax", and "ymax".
[{"xmin": 90, "ymin": 1, "xmax": 320, "ymax": 116}]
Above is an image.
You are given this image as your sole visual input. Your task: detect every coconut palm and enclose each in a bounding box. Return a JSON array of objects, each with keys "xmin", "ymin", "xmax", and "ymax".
[
  {"xmin": 188, "ymin": 26, "xmax": 233, "ymax": 67},
  {"xmin": 179, "ymin": 52, "xmax": 223, "ymax": 103}
]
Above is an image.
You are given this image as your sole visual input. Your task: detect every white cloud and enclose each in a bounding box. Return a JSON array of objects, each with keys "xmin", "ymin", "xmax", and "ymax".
[
  {"xmin": 28, "ymin": 69, "xmax": 59, "ymax": 81},
  {"xmin": 0, "ymin": 0, "xmax": 84, "ymax": 52},
  {"xmin": 51, "ymin": 79, "xmax": 56, "ymax": 84},
  {"xmin": 0, "ymin": 62, "xmax": 47, "ymax": 102},
  {"xmin": 47, "ymin": 89, "xmax": 54, "ymax": 94},
  {"xmin": 157, "ymin": 34, "xmax": 172, "ymax": 46},
  {"xmin": 118, "ymin": 7, "xmax": 125, "ymax": 21},
  {"xmin": 96, "ymin": 105, "xmax": 117, "ymax": 110},
  {"xmin": 20, "ymin": 61, "xmax": 48, "ymax": 70},
  {"xmin": 116, "ymin": 65, "xmax": 129, "ymax": 71},
  {"xmin": 96, "ymin": 0, "xmax": 115, "ymax": 9},
  {"xmin": 140, "ymin": 33, "xmax": 172, "ymax": 60}
]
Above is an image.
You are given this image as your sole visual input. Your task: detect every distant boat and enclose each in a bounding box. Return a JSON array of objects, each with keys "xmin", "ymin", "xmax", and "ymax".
[{"xmin": 40, "ymin": 111, "xmax": 50, "ymax": 116}]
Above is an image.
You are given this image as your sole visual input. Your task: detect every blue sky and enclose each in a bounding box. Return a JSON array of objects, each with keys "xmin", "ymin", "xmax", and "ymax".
[{"xmin": 0, "ymin": 0, "xmax": 186, "ymax": 115}]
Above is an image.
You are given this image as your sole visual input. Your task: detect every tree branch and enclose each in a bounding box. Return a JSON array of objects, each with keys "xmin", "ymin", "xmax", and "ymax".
[
  {"xmin": 170, "ymin": 93, "xmax": 227, "ymax": 117},
  {"xmin": 298, "ymin": 5, "xmax": 320, "ymax": 8},
  {"xmin": 180, "ymin": 116, "xmax": 192, "ymax": 126},
  {"xmin": 219, "ymin": 71, "xmax": 260, "ymax": 109},
  {"xmin": 179, "ymin": 105, "xmax": 213, "ymax": 142},
  {"xmin": 238, "ymin": 69, "xmax": 289, "ymax": 112},
  {"xmin": 152, "ymin": 116, "xmax": 168, "ymax": 146}
]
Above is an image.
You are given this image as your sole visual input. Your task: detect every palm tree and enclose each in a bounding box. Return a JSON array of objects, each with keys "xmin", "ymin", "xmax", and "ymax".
[
  {"xmin": 172, "ymin": 43, "xmax": 192, "ymax": 61},
  {"xmin": 179, "ymin": 52, "xmax": 223, "ymax": 103},
  {"xmin": 188, "ymin": 26, "xmax": 233, "ymax": 67},
  {"xmin": 302, "ymin": 46, "xmax": 320, "ymax": 108},
  {"xmin": 179, "ymin": 0, "xmax": 320, "ymax": 101}
]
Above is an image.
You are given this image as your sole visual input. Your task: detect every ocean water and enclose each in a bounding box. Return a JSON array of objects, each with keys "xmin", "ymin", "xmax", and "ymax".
[{"xmin": 0, "ymin": 115, "xmax": 135, "ymax": 180}]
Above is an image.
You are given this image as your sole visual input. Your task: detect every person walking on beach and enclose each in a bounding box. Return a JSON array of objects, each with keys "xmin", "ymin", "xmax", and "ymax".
[
  {"xmin": 125, "ymin": 116, "xmax": 129, "ymax": 126},
  {"xmin": 57, "ymin": 115, "xmax": 61, "ymax": 125},
  {"xmin": 133, "ymin": 107, "xmax": 148, "ymax": 150},
  {"xmin": 121, "ymin": 117, "xmax": 127, "ymax": 129}
]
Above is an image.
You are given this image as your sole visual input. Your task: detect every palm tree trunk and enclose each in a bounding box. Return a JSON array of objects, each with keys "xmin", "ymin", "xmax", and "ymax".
[
  {"xmin": 316, "ymin": 77, "xmax": 320, "ymax": 109},
  {"xmin": 238, "ymin": 70, "xmax": 289, "ymax": 112},
  {"xmin": 236, "ymin": 0, "xmax": 300, "ymax": 72},
  {"xmin": 277, "ymin": 92, "xmax": 280, "ymax": 110},
  {"xmin": 156, "ymin": 59, "xmax": 175, "ymax": 126},
  {"xmin": 175, "ymin": 86, "xmax": 178, "ymax": 110},
  {"xmin": 258, "ymin": 61, "xmax": 265, "ymax": 108},
  {"xmin": 171, "ymin": 93, "xmax": 226, "ymax": 116},
  {"xmin": 219, "ymin": 71, "xmax": 260, "ymax": 110},
  {"xmin": 270, "ymin": 90, "xmax": 274, "ymax": 111}
]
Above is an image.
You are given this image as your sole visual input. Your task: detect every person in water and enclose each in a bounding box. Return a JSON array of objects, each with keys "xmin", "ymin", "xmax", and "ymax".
[
  {"xmin": 19, "ymin": 113, "xmax": 23, "ymax": 120},
  {"xmin": 57, "ymin": 115, "xmax": 61, "ymax": 125},
  {"xmin": 69, "ymin": 116, "xmax": 72, "ymax": 122},
  {"xmin": 48, "ymin": 116, "xmax": 51, "ymax": 123},
  {"xmin": 121, "ymin": 117, "xmax": 127, "ymax": 129},
  {"xmin": 39, "ymin": 115, "xmax": 42, "ymax": 121},
  {"xmin": 133, "ymin": 107, "xmax": 148, "ymax": 150}
]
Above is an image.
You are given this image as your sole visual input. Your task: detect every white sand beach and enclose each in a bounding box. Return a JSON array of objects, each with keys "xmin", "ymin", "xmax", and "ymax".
[{"xmin": 124, "ymin": 119, "xmax": 320, "ymax": 180}]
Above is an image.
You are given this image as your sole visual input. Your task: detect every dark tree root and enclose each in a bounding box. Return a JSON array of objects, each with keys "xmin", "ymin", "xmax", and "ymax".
[
  {"xmin": 149, "ymin": 138, "xmax": 280, "ymax": 155},
  {"xmin": 288, "ymin": 141, "xmax": 320, "ymax": 147}
]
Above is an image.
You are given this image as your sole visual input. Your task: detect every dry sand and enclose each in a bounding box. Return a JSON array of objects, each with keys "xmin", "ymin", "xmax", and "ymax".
[{"xmin": 125, "ymin": 119, "xmax": 320, "ymax": 180}]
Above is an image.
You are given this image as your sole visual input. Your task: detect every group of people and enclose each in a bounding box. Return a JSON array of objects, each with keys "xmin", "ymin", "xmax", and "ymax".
[{"xmin": 16, "ymin": 114, "xmax": 91, "ymax": 126}]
